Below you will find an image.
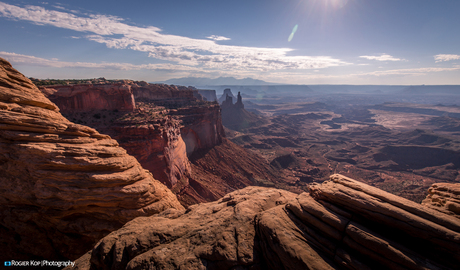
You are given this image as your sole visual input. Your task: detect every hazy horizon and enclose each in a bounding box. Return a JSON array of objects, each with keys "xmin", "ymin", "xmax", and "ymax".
[{"xmin": 1, "ymin": 0, "xmax": 459, "ymax": 85}]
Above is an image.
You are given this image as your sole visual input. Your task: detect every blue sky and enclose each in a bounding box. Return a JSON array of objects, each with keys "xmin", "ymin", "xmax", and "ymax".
[{"xmin": 0, "ymin": 0, "xmax": 459, "ymax": 84}]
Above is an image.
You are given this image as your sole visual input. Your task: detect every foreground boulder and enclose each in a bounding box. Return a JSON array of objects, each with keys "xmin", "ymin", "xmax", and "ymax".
[
  {"xmin": 0, "ymin": 58, "xmax": 184, "ymax": 260},
  {"xmin": 72, "ymin": 174, "xmax": 460, "ymax": 269},
  {"xmin": 422, "ymin": 182, "xmax": 460, "ymax": 219}
]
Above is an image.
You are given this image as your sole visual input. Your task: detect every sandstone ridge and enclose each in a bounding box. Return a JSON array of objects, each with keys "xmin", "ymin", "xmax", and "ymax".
[
  {"xmin": 72, "ymin": 174, "xmax": 460, "ymax": 269},
  {"xmin": 0, "ymin": 58, "xmax": 184, "ymax": 260}
]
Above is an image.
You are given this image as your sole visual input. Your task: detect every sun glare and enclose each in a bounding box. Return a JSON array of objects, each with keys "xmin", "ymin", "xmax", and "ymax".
[{"xmin": 323, "ymin": 0, "xmax": 348, "ymax": 10}]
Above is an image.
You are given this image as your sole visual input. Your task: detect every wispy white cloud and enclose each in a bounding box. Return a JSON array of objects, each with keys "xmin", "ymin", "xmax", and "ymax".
[
  {"xmin": 358, "ymin": 66, "xmax": 460, "ymax": 77},
  {"xmin": 207, "ymin": 35, "xmax": 231, "ymax": 41},
  {"xmin": 0, "ymin": 2, "xmax": 349, "ymax": 72},
  {"xmin": 0, "ymin": 51, "xmax": 204, "ymax": 72},
  {"xmin": 359, "ymin": 54, "xmax": 403, "ymax": 62},
  {"xmin": 434, "ymin": 54, "xmax": 460, "ymax": 63}
]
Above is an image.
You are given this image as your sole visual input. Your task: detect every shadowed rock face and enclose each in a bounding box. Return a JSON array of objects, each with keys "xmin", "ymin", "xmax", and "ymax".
[
  {"xmin": 170, "ymin": 104, "xmax": 225, "ymax": 156},
  {"xmin": 71, "ymin": 174, "xmax": 460, "ymax": 269},
  {"xmin": 0, "ymin": 58, "xmax": 184, "ymax": 260}
]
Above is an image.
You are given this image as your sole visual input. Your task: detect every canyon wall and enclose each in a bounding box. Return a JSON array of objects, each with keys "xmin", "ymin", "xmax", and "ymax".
[
  {"xmin": 131, "ymin": 83, "xmax": 225, "ymax": 155},
  {"xmin": 0, "ymin": 58, "xmax": 183, "ymax": 260},
  {"xmin": 171, "ymin": 104, "xmax": 225, "ymax": 156},
  {"xmin": 41, "ymin": 82, "xmax": 135, "ymax": 112},
  {"xmin": 72, "ymin": 174, "xmax": 460, "ymax": 269},
  {"xmin": 41, "ymin": 81, "xmax": 225, "ymax": 188},
  {"xmin": 101, "ymin": 116, "xmax": 191, "ymax": 188},
  {"xmin": 38, "ymin": 80, "xmax": 279, "ymax": 208},
  {"xmin": 131, "ymin": 83, "xmax": 196, "ymax": 105},
  {"xmin": 198, "ymin": 89, "xmax": 217, "ymax": 101}
]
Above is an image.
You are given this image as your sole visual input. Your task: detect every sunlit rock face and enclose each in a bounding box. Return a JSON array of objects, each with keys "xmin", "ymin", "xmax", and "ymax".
[
  {"xmin": 0, "ymin": 58, "xmax": 184, "ymax": 260},
  {"xmin": 72, "ymin": 174, "xmax": 460, "ymax": 269},
  {"xmin": 422, "ymin": 182, "xmax": 460, "ymax": 219},
  {"xmin": 40, "ymin": 82, "xmax": 136, "ymax": 112},
  {"xmin": 41, "ymin": 81, "xmax": 224, "ymax": 188},
  {"xmin": 105, "ymin": 117, "xmax": 191, "ymax": 188},
  {"xmin": 133, "ymin": 84, "xmax": 225, "ymax": 156}
]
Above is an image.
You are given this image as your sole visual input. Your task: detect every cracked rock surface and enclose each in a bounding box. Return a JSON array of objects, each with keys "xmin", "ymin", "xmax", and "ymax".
[{"xmin": 73, "ymin": 174, "xmax": 460, "ymax": 269}]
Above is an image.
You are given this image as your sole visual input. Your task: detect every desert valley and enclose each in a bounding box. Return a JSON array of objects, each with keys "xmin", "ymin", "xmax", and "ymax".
[
  {"xmin": 2, "ymin": 0, "xmax": 460, "ymax": 268},
  {"xmin": 1, "ymin": 58, "xmax": 460, "ymax": 269}
]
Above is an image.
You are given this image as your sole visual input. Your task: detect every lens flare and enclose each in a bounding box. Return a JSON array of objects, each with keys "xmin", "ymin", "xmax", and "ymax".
[{"xmin": 288, "ymin": 24, "xmax": 298, "ymax": 42}]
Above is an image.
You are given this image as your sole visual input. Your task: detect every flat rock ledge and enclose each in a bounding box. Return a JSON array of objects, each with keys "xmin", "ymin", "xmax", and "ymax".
[{"xmin": 72, "ymin": 174, "xmax": 460, "ymax": 270}]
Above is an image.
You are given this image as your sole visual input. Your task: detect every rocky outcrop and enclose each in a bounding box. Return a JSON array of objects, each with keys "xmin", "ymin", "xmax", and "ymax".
[
  {"xmin": 132, "ymin": 83, "xmax": 197, "ymax": 107},
  {"xmin": 0, "ymin": 58, "xmax": 183, "ymax": 260},
  {"xmin": 171, "ymin": 104, "xmax": 225, "ymax": 156},
  {"xmin": 40, "ymin": 81, "xmax": 203, "ymax": 114},
  {"xmin": 103, "ymin": 116, "xmax": 191, "ymax": 188},
  {"xmin": 40, "ymin": 83, "xmax": 136, "ymax": 112},
  {"xmin": 72, "ymin": 174, "xmax": 460, "ymax": 269},
  {"xmin": 221, "ymin": 91, "xmax": 243, "ymax": 110},
  {"xmin": 221, "ymin": 90, "xmax": 267, "ymax": 131},
  {"xmin": 71, "ymin": 187, "xmax": 295, "ymax": 270},
  {"xmin": 198, "ymin": 89, "xmax": 217, "ymax": 101},
  {"xmin": 218, "ymin": 88, "xmax": 236, "ymax": 103},
  {"xmin": 422, "ymin": 183, "xmax": 460, "ymax": 219}
]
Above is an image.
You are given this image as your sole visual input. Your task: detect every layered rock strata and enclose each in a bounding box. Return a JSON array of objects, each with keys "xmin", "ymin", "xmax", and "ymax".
[
  {"xmin": 132, "ymin": 83, "xmax": 198, "ymax": 107},
  {"xmin": 170, "ymin": 104, "xmax": 225, "ymax": 156},
  {"xmin": 72, "ymin": 174, "xmax": 460, "ymax": 269},
  {"xmin": 41, "ymin": 82, "xmax": 224, "ymax": 181},
  {"xmin": 41, "ymin": 81, "xmax": 274, "ymax": 206},
  {"xmin": 105, "ymin": 116, "xmax": 191, "ymax": 188},
  {"xmin": 422, "ymin": 182, "xmax": 460, "ymax": 219},
  {"xmin": 0, "ymin": 58, "xmax": 183, "ymax": 260},
  {"xmin": 41, "ymin": 83, "xmax": 136, "ymax": 112}
]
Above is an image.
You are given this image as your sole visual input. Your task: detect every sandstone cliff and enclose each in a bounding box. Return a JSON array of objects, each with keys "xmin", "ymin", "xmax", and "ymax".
[
  {"xmin": 41, "ymin": 83, "xmax": 136, "ymax": 112},
  {"xmin": 71, "ymin": 174, "xmax": 460, "ymax": 269},
  {"xmin": 170, "ymin": 104, "xmax": 225, "ymax": 156},
  {"xmin": 198, "ymin": 89, "xmax": 217, "ymax": 102},
  {"xmin": 422, "ymin": 182, "xmax": 460, "ymax": 219},
  {"xmin": 40, "ymin": 81, "xmax": 262, "ymax": 207},
  {"xmin": 40, "ymin": 82, "xmax": 222, "ymax": 188},
  {"xmin": 0, "ymin": 58, "xmax": 183, "ymax": 260}
]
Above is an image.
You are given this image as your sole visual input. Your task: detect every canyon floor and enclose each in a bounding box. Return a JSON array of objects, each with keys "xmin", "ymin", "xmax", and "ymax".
[{"xmin": 226, "ymin": 97, "xmax": 460, "ymax": 203}]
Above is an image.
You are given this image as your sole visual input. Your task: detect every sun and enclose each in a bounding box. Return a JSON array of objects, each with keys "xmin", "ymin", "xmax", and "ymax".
[{"xmin": 312, "ymin": 0, "xmax": 349, "ymax": 10}]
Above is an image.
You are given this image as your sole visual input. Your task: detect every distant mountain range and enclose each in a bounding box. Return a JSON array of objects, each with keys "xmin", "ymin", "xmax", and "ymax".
[{"xmin": 157, "ymin": 76, "xmax": 277, "ymax": 86}]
